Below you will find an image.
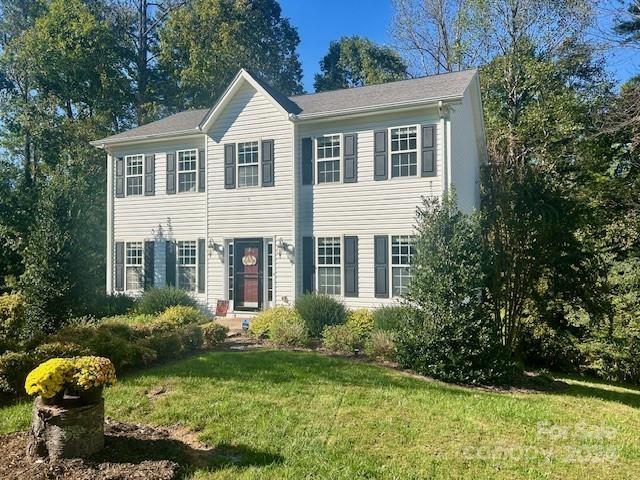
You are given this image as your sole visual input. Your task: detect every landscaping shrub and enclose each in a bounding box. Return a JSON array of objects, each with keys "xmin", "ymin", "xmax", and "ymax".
[
  {"xmin": 179, "ymin": 324, "xmax": 204, "ymax": 353},
  {"xmin": 373, "ymin": 305, "xmax": 410, "ymax": 332},
  {"xmin": 135, "ymin": 287, "xmax": 198, "ymax": 314},
  {"xmin": 137, "ymin": 331, "xmax": 183, "ymax": 360},
  {"xmin": 249, "ymin": 306, "xmax": 300, "ymax": 339},
  {"xmin": 269, "ymin": 315, "xmax": 309, "ymax": 347},
  {"xmin": 0, "ymin": 351, "xmax": 35, "ymax": 398},
  {"xmin": 157, "ymin": 305, "xmax": 208, "ymax": 325},
  {"xmin": 0, "ymin": 293, "xmax": 24, "ymax": 347},
  {"xmin": 322, "ymin": 324, "xmax": 362, "ymax": 354},
  {"xmin": 580, "ymin": 332, "xmax": 640, "ymax": 384},
  {"xmin": 364, "ymin": 331, "xmax": 397, "ymax": 361},
  {"xmin": 202, "ymin": 322, "xmax": 229, "ymax": 348},
  {"xmin": 295, "ymin": 294, "xmax": 347, "ymax": 337},
  {"xmin": 102, "ymin": 313, "xmax": 156, "ymax": 326},
  {"xmin": 345, "ymin": 308, "xmax": 374, "ymax": 339},
  {"xmin": 87, "ymin": 293, "xmax": 135, "ymax": 318},
  {"xmin": 34, "ymin": 341, "xmax": 91, "ymax": 361}
]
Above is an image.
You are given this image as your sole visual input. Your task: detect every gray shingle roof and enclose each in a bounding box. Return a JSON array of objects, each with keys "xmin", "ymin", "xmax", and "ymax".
[{"xmin": 92, "ymin": 69, "xmax": 476, "ymax": 146}]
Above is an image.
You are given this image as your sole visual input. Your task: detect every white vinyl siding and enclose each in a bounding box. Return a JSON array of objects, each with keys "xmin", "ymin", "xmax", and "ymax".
[
  {"xmin": 237, "ymin": 141, "xmax": 259, "ymax": 188},
  {"xmin": 317, "ymin": 237, "xmax": 341, "ymax": 295},
  {"xmin": 125, "ymin": 241, "xmax": 143, "ymax": 291},
  {"xmin": 177, "ymin": 240, "xmax": 197, "ymax": 291},
  {"xmin": 316, "ymin": 135, "xmax": 341, "ymax": 183},
  {"xmin": 125, "ymin": 155, "xmax": 143, "ymax": 196},
  {"xmin": 391, "ymin": 235, "xmax": 414, "ymax": 297},
  {"xmin": 178, "ymin": 149, "xmax": 197, "ymax": 192},
  {"xmin": 390, "ymin": 126, "xmax": 418, "ymax": 177}
]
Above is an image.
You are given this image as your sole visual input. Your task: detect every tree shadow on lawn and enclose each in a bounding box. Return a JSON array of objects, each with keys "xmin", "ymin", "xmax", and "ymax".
[
  {"xmin": 549, "ymin": 376, "xmax": 640, "ymax": 410},
  {"xmin": 93, "ymin": 430, "xmax": 283, "ymax": 474}
]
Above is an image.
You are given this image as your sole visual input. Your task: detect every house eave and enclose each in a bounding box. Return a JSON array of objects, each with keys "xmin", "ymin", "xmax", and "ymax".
[{"xmin": 90, "ymin": 129, "xmax": 203, "ymax": 149}]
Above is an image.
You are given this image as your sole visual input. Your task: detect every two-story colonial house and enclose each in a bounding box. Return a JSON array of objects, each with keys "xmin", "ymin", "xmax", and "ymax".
[{"xmin": 91, "ymin": 69, "xmax": 486, "ymax": 314}]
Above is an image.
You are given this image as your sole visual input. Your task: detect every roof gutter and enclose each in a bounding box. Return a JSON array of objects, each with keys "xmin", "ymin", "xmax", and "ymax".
[
  {"xmin": 289, "ymin": 94, "xmax": 464, "ymax": 122},
  {"xmin": 90, "ymin": 128, "xmax": 203, "ymax": 149}
]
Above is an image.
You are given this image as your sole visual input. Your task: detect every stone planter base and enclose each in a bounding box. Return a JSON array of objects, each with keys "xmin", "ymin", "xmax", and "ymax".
[{"xmin": 27, "ymin": 396, "xmax": 104, "ymax": 461}]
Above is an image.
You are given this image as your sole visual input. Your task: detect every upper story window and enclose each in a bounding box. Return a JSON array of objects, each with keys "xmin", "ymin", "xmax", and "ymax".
[
  {"xmin": 238, "ymin": 141, "xmax": 259, "ymax": 188},
  {"xmin": 125, "ymin": 155, "xmax": 143, "ymax": 196},
  {"xmin": 177, "ymin": 240, "xmax": 197, "ymax": 291},
  {"xmin": 316, "ymin": 135, "xmax": 340, "ymax": 183},
  {"xmin": 317, "ymin": 237, "xmax": 341, "ymax": 295},
  {"xmin": 125, "ymin": 241, "xmax": 143, "ymax": 291},
  {"xmin": 178, "ymin": 149, "xmax": 197, "ymax": 192},
  {"xmin": 390, "ymin": 126, "xmax": 418, "ymax": 178},
  {"xmin": 391, "ymin": 235, "xmax": 414, "ymax": 296}
]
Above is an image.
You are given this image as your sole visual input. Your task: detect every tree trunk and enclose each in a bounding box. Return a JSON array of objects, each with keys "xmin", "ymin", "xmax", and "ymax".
[{"xmin": 27, "ymin": 397, "xmax": 104, "ymax": 461}]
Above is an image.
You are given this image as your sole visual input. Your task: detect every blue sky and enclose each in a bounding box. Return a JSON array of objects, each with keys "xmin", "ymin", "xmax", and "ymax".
[{"xmin": 279, "ymin": 0, "xmax": 639, "ymax": 93}]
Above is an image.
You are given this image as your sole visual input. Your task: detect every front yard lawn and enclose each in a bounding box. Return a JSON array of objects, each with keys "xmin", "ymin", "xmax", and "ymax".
[{"xmin": 2, "ymin": 349, "xmax": 640, "ymax": 479}]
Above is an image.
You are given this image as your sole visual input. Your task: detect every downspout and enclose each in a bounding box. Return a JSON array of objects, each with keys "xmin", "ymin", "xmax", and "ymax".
[
  {"xmin": 203, "ymin": 133, "xmax": 209, "ymax": 308},
  {"xmin": 106, "ymin": 152, "xmax": 114, "ymax": 294},
  {"xmin": 289, "ymin": 113, "xmax": 298, "ymax": 304}
]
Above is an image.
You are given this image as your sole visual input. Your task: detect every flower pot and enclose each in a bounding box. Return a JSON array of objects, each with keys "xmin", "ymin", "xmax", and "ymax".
[
  {"xmin": 80, "ymin": 386, "xmax": 103, "ymax": 405},
  {"xmin": 40, "ymin": 391, "xmax": 64, "ymax": 406}
]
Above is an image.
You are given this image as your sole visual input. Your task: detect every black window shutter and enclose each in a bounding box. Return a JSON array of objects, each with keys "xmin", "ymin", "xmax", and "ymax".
[
  {"xmin": 374, "ymin": 235, "xmax": 389, "ymax": 298},
  {"xmin": 144, "ymin": 241, "xmax": 155, "ymax": 289},
  {"xmin": 115, "ymin": 157, "xmax": 125, "ymax": 197},
  {"xmin": 302, "ymin": 236, "xmax": 315, "ymax": 293},
  {"xmin": 166, "ymin": 152, "xmax": 176, "ymax": 194},
  {"xmin": 115, "ymin": 241, "xmax": 125, "ymax": 291},
  {"xmin": 261, "ymin": 139, "xmax": 275, "ymax": 187},
  {"xmin": 224, "ymin": 144, "xmax": 236, "ymax": 189},
  {"xmin": 144, "ymin": 154, "xmax": 155, "ymax": 196},
  {"xmin": 301, "ymin": 137, "xmax": 313, "ymax": 185},
  {"xmin": 198, "ymin": 238, "xmax": 206, "ymax": 293},
  {"xmin": 343, "ymin": 134, "xmax": 358, "ymax": 183},
  {"xmin": 165, "ymin": 240, "xmax": 176, "ymax": 287},
  {"xmin": 421, "ymin": 125, "xmax": 437, "ymax": 177},
  {"xmin": 198, "ymin": 149, "xmax": 206, "ymax": 192},
  {"xmin": 374, "ymin": 130, "xmax": 388, "ymax": 181},
  {"xmin": 344, "ymin": 236, "xmax": 358, "ymax": 297}
]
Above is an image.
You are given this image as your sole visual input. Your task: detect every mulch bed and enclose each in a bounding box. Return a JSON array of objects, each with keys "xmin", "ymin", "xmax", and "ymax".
[{"xmin": 0, "ymin": 419, "xmax": 212, "ymax": 480}]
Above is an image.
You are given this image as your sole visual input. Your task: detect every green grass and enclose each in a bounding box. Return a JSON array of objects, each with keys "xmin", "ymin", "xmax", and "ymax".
[{"xmin": 2, "ymin": 350, "xmax": 640, "ymax": 479}]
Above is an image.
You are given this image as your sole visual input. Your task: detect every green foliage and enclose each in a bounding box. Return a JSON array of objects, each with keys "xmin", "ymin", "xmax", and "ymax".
[
  {"xmin": 345, "ymin": 309, "xmax": 374, "ymax": 339},
  {"xmin": 314, "ymin": 36, "xmax": 407, "ymax": 92},
  {"xmin": 157, "ymin": 305, "xmax": 208, "ymax": 325},
  {"xmin": 373, "ymin": 305, "xmax": 409, "ymax": 332},
  {"xmin": 158, "ymin": 0, "xmax": 302, "ymax": 109},
  {"xmin": 101, "ymin": 313, "xmax": 156, "ymax": 326},
  {"xmin": 268, "ymin": 315, "xmax": 308, "ymax": 348},
  {"xmin": 580, "ymin": 333, "xmax": 640, "ymax": 384},
  {"xmin": 87, "ymin": 294, "xmax": 135, "ymax": 319},
  {"xmin": 398, "ymin": 193, "xmax": 515, "ymax": 384},
  {"xmin": 0, "ymin": 351, "xmax": 35, "ymax": 398},
  {"xmin": 0, "ymin": 293, "xmax": 24, "ymax": 347},
  {"xmin": 33, "ymin": 341, "xmax": 91, "ymax": 362},
  {"xmin": 249, "ymin": 306, "xmax": 301, "ymax": 339},
  {"xmin": 322, "ymin": 324, "xmax": 362, "ymax": 354},
  {"xmin": 135, "ymin": 287, "xmax": 198, "ymax": 315},
  {"xmin": 364, "ymin": 331, "xmax": 397, "ymax": 362},
  {"xmin": 295, "ymin": 294, "xmax": 347, "ymax": 338},
  {"xmin": 202, "ymin": 322, "xmax": 229, "ymax": 348}
]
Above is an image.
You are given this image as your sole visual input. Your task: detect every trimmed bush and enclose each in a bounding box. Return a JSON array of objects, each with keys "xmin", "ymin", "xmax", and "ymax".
[
  {"xmin": 322, "ymin": 324, "xmax": 362, "ymax": 354},
  {"xmin": 373, "ymin": 305, "xmax": 410, "ymax": 332},
  {"xmin": 88, "ymin": 293, "xmax": 135, "ymax": 318},
  {"xmin": 0, "ymin": 351, "xmax": 35, "ymax": 397},
  {"xmin": 158, "ymin": 305, "xmax": 208, "ymax": 325},
  {"xmin": 102, "ymin": 313, "xmax": 156, "ymax": 326},
  {"xmin": 249, "ymin": 306, "xmax": 300, "ymax": 339},
  {"xmin": 295, "ymin": 294, "xmax": 347, "ymax": 337},
  {"xmin": 135, "ymin": 287, "xmax": 198, "ymax": 314},
  {"xmin": 202, "ymin": 322, "xmax": 229, "ymax": 348},
  {"xmin": 269, "ymin": 315, "xmax": 309, "ymax": 347},
  {"xmin": 0, "ymin": 293, "xmax": 25, "ymax": 346},
  {"xmin": 346, "ymin": 309, "xmax": 374, "ymax": 339},
  {"xmin": 34, "ymin": 341, "xmax": 91, "ymax": 361},
  {"xmin": 180, "ymin": 324, "xmax": 204, "ymax": 353},
  {"xmin": 365, "ymin": 331, "xmax": 396, "ymax": 361}
]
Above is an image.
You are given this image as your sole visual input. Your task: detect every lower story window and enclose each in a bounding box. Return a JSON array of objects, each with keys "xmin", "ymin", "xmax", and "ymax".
[
  {"xmin": 125, "ymin": 242, "xmax": 143, "ymax": 291},
  {"xmin": 177, "ymin": 240, "xmax": 197, "ymax": 291},
  {"xmin": 391, "ymin": 235, "xmax": 414, "ymax": 296},
  {"xmin": 317, "ymin": 237, "xmax": 341, "ymax": 295}
]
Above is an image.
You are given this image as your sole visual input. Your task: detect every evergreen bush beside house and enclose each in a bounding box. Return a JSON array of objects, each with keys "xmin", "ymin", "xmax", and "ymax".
[
  {"xmin": 135, "ymin": 287, "xmax": 198, "ymax": 314},
  {"xmin": 295, "ymin": 294, "xmax": 347, "ymax": 337}
]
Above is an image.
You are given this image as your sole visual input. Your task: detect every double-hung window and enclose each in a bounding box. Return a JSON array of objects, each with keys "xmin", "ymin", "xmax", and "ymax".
[
  {"xmin": 390, "ymin": 126, "xmax": 418, "ymax": 177},
  {"xmin": 178, "ymin": 149, "xmax": 197, "ymax": 192},
  {"xmin": 391, "ymin": 236, "xmax": 414, "ymax": 296},
  {"xmin": 125, "ymin": 242, "xmax": 143, "ymax": 291},
  {"xmin": 238, "ymin": 141, "xmax": 259, "ymax": 187},
  {"xmin": 125, "ymin": 155, "xmax": 143, "ymax": 195},
  {"xmin": 317, "ymin": 237, "xmax": 341, "ymax": 295},
  {"xmin": 177, "ymin": 240, "xmax": 197, "ymax": 291},
  {"xmin": 316, "ymin": 135, "xmax": 340, "ymax": 183}
]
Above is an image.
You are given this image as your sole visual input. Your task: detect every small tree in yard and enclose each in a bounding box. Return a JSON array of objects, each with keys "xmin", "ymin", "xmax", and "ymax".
[{"xmin": 396, "ymin": 193, "xmax": 515, "ymax": 384}]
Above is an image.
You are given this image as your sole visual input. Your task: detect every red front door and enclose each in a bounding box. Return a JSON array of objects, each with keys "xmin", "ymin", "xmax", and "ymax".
[{"xmin": 233, "ymin": 239, "xmax": 263, "ymax": 311}]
